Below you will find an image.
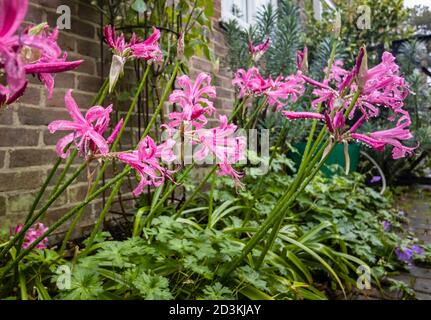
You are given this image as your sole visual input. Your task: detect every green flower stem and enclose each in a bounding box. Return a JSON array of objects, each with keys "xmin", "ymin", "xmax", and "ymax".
[
  {"xmin": 170, "ymin": 99, "xmax": 249, "ymax": 219},
  {"xmin": 16, "ymin": 81, "xmax": 110, "ymax": 256},
  {"xmin": 60, "ymin": 64, "xmax": 155, "ymax": 252},
  {"xmin": 24, "ymin": 157, "xmax": 62, "ymax": 225},
  {"xmin": 299, "ymin": 39, "xmax": 337, "ymax": 171},
  {"xmin": 144, "ymin": 164, "xmax": 195, "ymax": 227},
  {"xmin": 80, "ymin": 177, "xmax": 124, "ymax": 257},
  {"xmin": 222, "ymin": 140, "xmax": 335, "ymax": 277},
  {"xmin": 244, "ymin": 97, "xmax": 267, "ymax": 129},
  {"xmin": 0, "ymin": 168, "xmax": 130, "ymax": 281},
  {"xmin": 208, "ymin": 171, "xmax": 216, "ymax": 218},
  {"xmin": 0, "ymin": 162, "xmax": 88, "ymax": 260},
  {"xmin": 61, "ymin": 62, "xmax": 180, "ymax": 249},
  {"xmin": 230, "ymin": 42, "xmax": 340, "ymax": 272},
  {"xmin": 141, "ymin": 62, "xmax": 180, "ymax": 138},
  {"xmin": 255, "ymin": 121, "xmax": 290, "ymax": 192},
  {"xmin": 50, "ymin": 150, "xmax": 78, "ymax": 196},
  {"xmin": 173, "ymin": 165, "xmax": 217, "ymax": 220},
  {"xmin": 112, "ymin": 64, "xmax": 151, "ymax": 150}
]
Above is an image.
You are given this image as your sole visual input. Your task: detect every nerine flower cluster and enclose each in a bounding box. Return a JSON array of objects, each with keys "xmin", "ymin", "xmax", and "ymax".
[
  {"xmin": 48, "ymin": 27, "xmax": 246, "ymax": 197},
  {"xmin": 2, "ymin": 4, "xmax": 417, "ymax": 250},
  {"xmin": 281, "ymin": 47, "xmax": 416, "ymax": 160}
]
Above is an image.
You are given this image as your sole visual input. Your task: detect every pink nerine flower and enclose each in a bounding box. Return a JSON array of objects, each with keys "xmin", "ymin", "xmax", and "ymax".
[
  {"xmin": 233, "ymin": 68, "xmax": 305, "ymax": 110},
  {"xmin": 104, "ymin": 25, "xmax": 162, "ymax": 92},
  {"xmin": 0, "ymin": 0, "xmax": 82, "ymax": 106},
  {"xmin": 22, "ymin": 24, "xmax": 83, "ymax": 99},
  {"xmin": 117, "ymin": 136, "xmax": 175, "ymax": 196},
  {"xmin": 48, "ymin": 90, "xmax": 122, "ymax": 159},
  {"xmin": 266, "ymin": 75, "xmax": 305, "ymax": 110},
  {"xmin": 168, "ymin": 73, "xmax": 216, "ymax": 129},
  {"xmin": 249, "ymin": 38, "xmax": 270, "ymax": 61},
  {"xmin": 296, "ymin": 47, "xmax": 308, "ymax": 73},
  {"xmin": 0, "ymin": 0, "xmax": 27, "ymax": 106},
  {"xmin": 13, "ymin": 223, "xmax": 49, "ymax": 250},
  {"xmin": 232, "ymin": 67, "xmax": 270, "ymax": 98},
  {"xmin": 194, "ymin": 115, "xmax": 246, "ymax": 183}
]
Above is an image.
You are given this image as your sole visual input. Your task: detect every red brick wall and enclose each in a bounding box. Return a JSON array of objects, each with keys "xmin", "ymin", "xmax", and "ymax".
[{"xmin": 0, "ymin": 0, "xmax": 234, "ymax": 238}]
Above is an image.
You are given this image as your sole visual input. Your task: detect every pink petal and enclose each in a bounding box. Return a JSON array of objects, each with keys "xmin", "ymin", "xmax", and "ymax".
[
  {"xmin": 24, "ymin": 60, "xmax": 83, "ymax": 74},
  {"xmin": 55, "ymin": 133, "xmax": 74, "ymax": 158},
  {"xmin": 0, "ymin": 0, "xmax": 27, "ymax": 39},
  {"xmin": 64, "ymin": 90, "xmax": 86, "ymax": 123}
]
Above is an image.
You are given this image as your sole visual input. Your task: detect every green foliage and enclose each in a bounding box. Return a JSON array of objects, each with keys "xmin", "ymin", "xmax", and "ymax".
[{"xmin": 305, "ymin": 0, "xmax": 412, "ymax": 65}]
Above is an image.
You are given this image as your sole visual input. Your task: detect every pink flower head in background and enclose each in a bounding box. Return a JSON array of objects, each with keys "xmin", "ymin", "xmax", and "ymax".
[
  {"xmin": 48, "ymin": 90, "xmax": 122, "ymax": 159},
  {"xmin": 296, "ymin": 47, "xmax": 308, "ymax": 73},
  {"xmin": 351, "ymin": 114, "xmax": 417, "ymax": 159},
  {"xmin": 168, "ymin": 73, "xmax": 216, "ymax": 129},
  {"xmin": 13, "ymin": 223, "xmax": 49, "ymax": 250},
  {"xmin": 249, "ymin": 38, "xmax": 270, "ymax": 61},
  {"xmin": 104, "ymin": 25, "xmax": 162, "ymax": 92},
  {"xmin": 130, "ymin": 27, "xmax": 163, "ymax": 62},
  {"xmin": 117, "ymin": 136, "xmax": 175, "ymax": 196},
  {"xmin": 233, "ymin": 67, "xmax": 270, "ymax": 98},
  {"xmin": 266, "ymin": 74, "xmax": 305, "ymax": 110},
  {"xmin": 194, "ymin": 115, "xmax": 246, "ymax": 183},
  {"xmin": 0, "ymin": 0, "xmax": 82, "ymax": 106}
]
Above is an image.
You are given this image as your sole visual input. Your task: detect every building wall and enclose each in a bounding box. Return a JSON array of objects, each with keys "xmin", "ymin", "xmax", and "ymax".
[{"xmin": 0, "ymin": 0, "xmax": 234, "ymax": 238}]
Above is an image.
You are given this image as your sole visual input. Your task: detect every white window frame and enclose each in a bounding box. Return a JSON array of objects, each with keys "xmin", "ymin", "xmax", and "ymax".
[{"xmin": 221, "ymin": 0, "xmax": 278, "ymax": 28}]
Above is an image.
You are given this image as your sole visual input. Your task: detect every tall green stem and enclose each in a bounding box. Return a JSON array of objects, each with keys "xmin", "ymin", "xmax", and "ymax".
[
  {"xmin": 0, "ymin": 162, "xmax": 87, "ymax": 260},
  {"xmin": 0, "ymin": 169, "xmax": 130, "ymax": 281},
  {"xmin": 81, "ymin": 177, "xmax": 124, "ymax": 256}
]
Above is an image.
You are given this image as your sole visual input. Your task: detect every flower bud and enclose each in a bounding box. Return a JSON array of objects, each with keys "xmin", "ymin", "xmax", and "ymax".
[{"xmin": 356, "ymin": 46, "xmax": 368, "ymax": 90}]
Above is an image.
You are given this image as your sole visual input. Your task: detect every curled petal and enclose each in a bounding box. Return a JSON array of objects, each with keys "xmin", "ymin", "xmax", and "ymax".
[
  {"xmin": 107, "ymin": 118, "xmax": 123, "ymax": 145},
  {"xmin": 351, "ymin": 133, "xmax": 385, "ymax": 151},
  {"xmin": 55, "ymin": 133, "xmax": 74, "ymax": 159},
  {"xmin": 24, "ymin": 60, "xmax": 83, "ymax": 74},
  {"xmin": 282, "ymin": 111, "xmax": 325, "ymax": 121}
]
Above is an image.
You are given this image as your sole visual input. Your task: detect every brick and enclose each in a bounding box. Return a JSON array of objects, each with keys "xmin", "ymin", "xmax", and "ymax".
[
  {"xmin": 77, "ymin": 2, "xmax": 101, "ymax": 22},
  {"xmin": 18, "ymin": 86, "xmax": 42, "ymax": 105},
  {"xmin": 216, "ymin": 87, "xmax": 234, "ymax": 99},
  {"xmin": 9, "ymin": 149, "xmax": 57, "ymax": 168},
  {"xmin": 0, "ymin": 151, "xmax": 5, "ymax": 168},
  {"xmin": 57, "ymin": 32, "xmax": 76, "ymax": 52},
  {"xmin": 19, "ymin": 106, "xmax": 69, "ymax": 126},
  {"xmin": 77, "ymin": 75, "xmax": 102, "ymax": 93},
  {"xmin": 76, "ymin": 38, "xmax": 100, "ymax": 58},
  {"xmin": 192, "ymin": 57, "xmax": 213, "ymax": 73},
  {"xmin": 26, "ymin": 4, "xmax": 44, "ymax": 23},
  {"xmin": 73, "ymin": 91, "xmax": 96, "ymax": 109},
  {"xmin": 68, "ymin": 54, "xmax": 96, "ymax": 75},
  {"xmin": 7, "ymin": 189, "xmax": 67, "ymax": 213},
  {"xmin": 72, "ymin": 18, "xmax": 96, "ymax": 39},
  {"xmin": 46, "ymin": 89, "xmax": 67, "ymax": 108},
  {"xmin": 0, "ymin": 170, "xmax": 46, "ymax": 192},
  {"xmin": 53, "ymin": 72, "xmax": 75, "ymax": 89},
  {"xmin": 415, "ymin": 291, "xmax": 431, "ymax": 300},
  {"xmin": 68, "ymin": 184, "xmax": 88, "ymax": 203},
  {"xmin": 408, "ymin": 267, "xmax": 431, "ymax": 280},
  {"xmin": 0, "ymin": 128, "xmax": 40, "ymax": 147},
  {"xmin": 414, "ymin": 278, "xmax": 431, "ymax": 294},
  {"xmin": 0, "ymin": 195, "xmax": 5, "ymax": 216},
  {"xmin": 0, "ymin": 107, "xmax": 14, "ymax": 125}
]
